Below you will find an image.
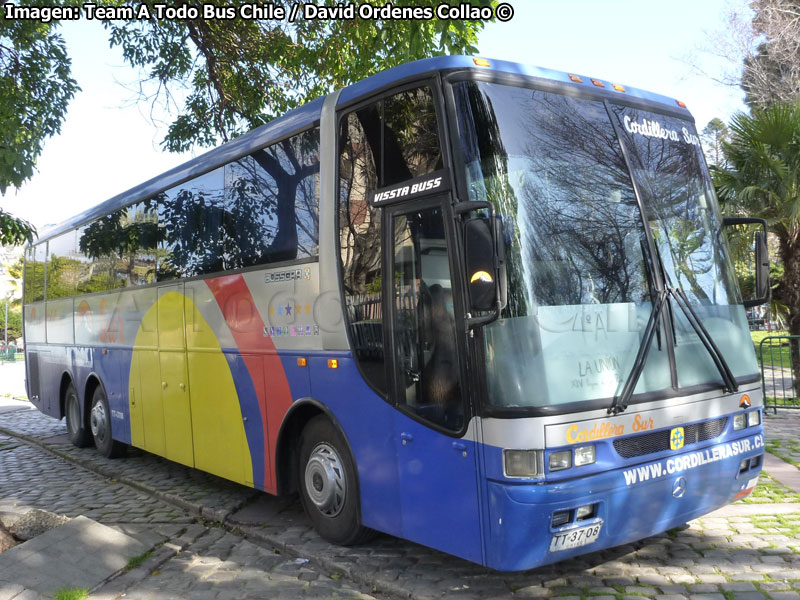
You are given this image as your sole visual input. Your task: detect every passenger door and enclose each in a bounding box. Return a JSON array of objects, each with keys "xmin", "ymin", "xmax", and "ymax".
[
  {"xmin": 388, "ymin": 201, "xmax": 482, "ymax": 564},
  {"xmin": 157, "ymin": 285, "xmax": 194, "ymax": 467}
]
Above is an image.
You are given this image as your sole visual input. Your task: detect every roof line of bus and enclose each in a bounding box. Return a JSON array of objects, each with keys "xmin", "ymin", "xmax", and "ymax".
[{"xmin": 35, "ymin": 55, "xmax": 691, "ymax": 244}]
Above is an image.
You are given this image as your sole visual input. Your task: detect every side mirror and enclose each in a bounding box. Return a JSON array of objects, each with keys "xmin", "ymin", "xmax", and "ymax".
[
  {"xmin": 753, "ymin": 230, "xmax": 770, "ymax": 305},
  {"xmin": 722, "ymin": 217, "xmax": 770, "ymax": 308},
  {"xmin": 464, "ymin": 216, "xmax": 507, "ymax": 322}
]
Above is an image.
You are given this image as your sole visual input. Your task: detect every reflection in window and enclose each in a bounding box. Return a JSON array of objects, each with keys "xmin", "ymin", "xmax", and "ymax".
[
  {"xmin": 78, "ymin": 201, "xmax": 160, "ymax": 292},
  {"xmin": 382, "ymin": 87, "xmax": 442, "ymax": 185},
  {"xmin": 158, "ymin": 129, "xmax": 320, "ymax": 280},
  {"xmin": 609, "ymin": 106, "xmax": 757, "ymax": 386},
  {"xmin": 158, "ymin": 169, "xmax": 225, "ymax": 279},
  {"xmin": 224, "ymin": 128, "xmax": 320, "ymax": 269},
  {"xmin": 339, "ymin": 108, "xmax": 385, "ymax": 394},
  {"xmin": 25, "ymin": 244, "xmax": 46, "ymax": 303},
  {"xmin": 392, "ymin": 207, "xmax": 461, "ymax": 430},
  {"xmin": 453, "ymin": 81, "xmax": 663, "ymax": 409},
  {"xmin": 46, "ymin": 231, "xmax": 80, "ymax": 299}
]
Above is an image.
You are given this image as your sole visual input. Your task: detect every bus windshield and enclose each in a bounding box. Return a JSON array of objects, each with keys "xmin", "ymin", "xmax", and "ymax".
[{"xmin": 452, "ymin": 80, "xmax": 759, "ymax": 411}]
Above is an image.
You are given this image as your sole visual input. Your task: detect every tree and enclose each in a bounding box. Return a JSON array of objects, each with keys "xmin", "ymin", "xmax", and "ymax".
[
  {"xmin": 1, "ymin": 7, "xmax": 79, "ymax": 245},
  {"xmin": 711, "ymin": 103, "xmax": 800, "ymax": 385},
  {"xmin": 741, "ymin": 0, "xmax": 800, "ymax": 108},
  {"xmin": 702, "ymin": 118, "xmax": 730, "ymax": 167},
  {"xmin": 105, "ymin": 0, "xmax": 492, "ymax": 151},
  {"xmin": 0, "ymin": 209, "xmax": 35, "ymax": 246}
]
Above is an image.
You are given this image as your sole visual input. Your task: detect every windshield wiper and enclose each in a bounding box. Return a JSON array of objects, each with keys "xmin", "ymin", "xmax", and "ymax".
[
  {"xmin": 608, "ymin": 289, "xmax": 669, "ymax": 415},
  {"xmin": 608, "ymin": 285, "xmax": 739, "ymax": 416},
  {"xmin": 670, "ymin": 287, "xmax": 738, "ymax": 393}
]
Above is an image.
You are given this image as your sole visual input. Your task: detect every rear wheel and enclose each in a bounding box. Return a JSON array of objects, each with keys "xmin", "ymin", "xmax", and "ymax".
[
  {"xmin": 65, "ymin": 383, "xmax": 92, "ymax": 448},
  {"xmin": 298, "ymin": 416, "xmax": 374, "ymax": 545},
  {"xmin": 90, "ymin": 386, "xmax": 126, "ymax": 459}
]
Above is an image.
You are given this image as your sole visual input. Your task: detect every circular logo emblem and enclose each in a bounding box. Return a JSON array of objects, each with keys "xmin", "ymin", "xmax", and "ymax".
[{"xmin": 673, "ymin": 476, "xmax": 687, "ymax": 498}]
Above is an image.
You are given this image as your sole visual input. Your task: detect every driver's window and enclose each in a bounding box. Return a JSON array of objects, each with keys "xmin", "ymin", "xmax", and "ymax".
[{"xmin": 392, "ymin": 206, "xmax": 462, "ymax": 431}]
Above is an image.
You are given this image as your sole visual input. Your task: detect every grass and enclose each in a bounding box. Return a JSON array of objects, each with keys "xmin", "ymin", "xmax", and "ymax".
[
  {"xmin": 743, "ymin": 471, "xmax": 800, "ymax": 503},
  {"xmin": 124, "ymin": 550, "xmax": 153, "ymax": 571},
  {"xmin": 53, "ymin": 588, "xmax": 88, "ymax": 600},
  {"xmin": 751, "ymin": 329, "xmax": 793, "ymax": 368}
]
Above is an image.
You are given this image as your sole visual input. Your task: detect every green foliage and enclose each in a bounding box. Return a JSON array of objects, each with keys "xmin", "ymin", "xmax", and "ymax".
[
  {"xmin": 712, "ymin": 104, "xmax": 800, "ymax": 228},
  {"xmin": 0, "ymin": 305, "xmax": 22, "ymax": 341},
  {"xmin": 0, "ymin": 9, "xmax": 79, "ymax": 193},
  {"xmin": 0, "ymin": 209, "xmax": 36, "ymax": 246},
  {"xmin": 701, "ymin": 117, "xmax": 730, "ymax": 167},
  {"xmin": 124, "ymin": 550, "xmax": 153, "ymax": 570},
  {"xmin": 712, "ymin": 103, "xmax": 800, "ymax": 337},
  {"xmin": 105, "ymin": 0, "xmax": 492, "ymax": 151},
  {"xmin": 53, "ymin": 588, "xmax": 88, "ymax": 600}
]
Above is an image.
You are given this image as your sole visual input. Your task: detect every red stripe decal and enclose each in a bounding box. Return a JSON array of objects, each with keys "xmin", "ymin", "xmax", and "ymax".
[{"xmin": 205, "ymin": 274, "xmax": 292, "ymax": 493}]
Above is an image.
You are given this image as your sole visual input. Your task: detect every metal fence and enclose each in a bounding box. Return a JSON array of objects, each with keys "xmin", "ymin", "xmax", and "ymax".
[{"xmin": 759, "ymin": 335, "xmax": 800, "ymax": 413}]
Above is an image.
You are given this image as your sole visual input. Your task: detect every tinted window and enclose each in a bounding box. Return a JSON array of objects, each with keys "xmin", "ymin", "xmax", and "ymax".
[
  {"xmin": 158, "ymin": 169, "xmax": 226, "ymax": 279},
  {"xmin": 24, "ymin": 245, "xmax": 45, "ymax": 303},
  {"xmin": 158, "ymin": 129, "xmax": 320, "ymax": 280},
  {"xmin": 46, "ymin": 230, "xmax": 80, "ymax": 299},
  {"xmin": 224, "ymin": 128, "xmax": 320, "ymax": 268},
  {"xmin": 339, "ymin": 108, "xmax": 385, "ymax": 394},
  {"xmin": 382, "ymin": 87, "xmax": 442, "ymax": 185}
]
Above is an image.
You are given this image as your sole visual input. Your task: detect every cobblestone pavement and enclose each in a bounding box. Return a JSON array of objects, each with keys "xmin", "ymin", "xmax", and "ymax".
[
  {"xmin": 4, "ymin": 395, "xmax": 800, "ymax": 598},
  {"xmin": 0, "ymin": 408, "xmax": 378, "ymax": 600},
  {"xmin": 764, "ymin": 411, "xmax": 800, "ymax": 464}
]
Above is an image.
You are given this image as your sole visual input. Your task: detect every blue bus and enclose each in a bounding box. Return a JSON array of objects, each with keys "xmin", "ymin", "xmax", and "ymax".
[{"xmin": 23, "ymin": 56, "xmax": 768, "ymax": 571}]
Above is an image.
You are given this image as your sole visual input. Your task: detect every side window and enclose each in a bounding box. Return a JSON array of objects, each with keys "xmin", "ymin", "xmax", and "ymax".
[
  {"xmin": 382, "ymin": 87, "xmax": 443, "ymax": 186},
  {"xmin": 338, "ymin": 85, "xmax": 444, "ymax": 396},
  {"xmin": 76, "ymin": 221, "xmax": 115, "ymax": 294},
  {"xmin": 23, "ymin": 247, "xmax": 33, "ymax": 303},
  {"xmin": 158, "ymin": 169, "xmax": 225, "ymax": 280},
  {"xmin": 391, "ymin": 206, "xmax": 462, "ymax": 431},
  {"xmin": 46, "ymin": 230, "xmax": 79, "ymax": 299},
  {"xmin": 224, "ymin": 128, "xmax": 320, "ymax": 268},
  {"xmin": 119, "ymin": 201, "xmax": 159, "ymax": 287},
  {"xmin": 339, "ymin": 106, "xmax": 385, "ymax": 394},
  {"xmin": 25, "ymin": 245, "xmax": 46, "ymax": 303}
]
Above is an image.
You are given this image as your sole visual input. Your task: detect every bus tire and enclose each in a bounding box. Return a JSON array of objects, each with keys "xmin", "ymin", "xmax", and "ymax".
[
  {"xmin": 65, "ymin": 382, "xmax": 92, "ymax": 448},
  {"xmin": 90, "ymin": 386, "xmax": 126, "ymax": 459},
  {"xmin": 298, "ymin": 415, "xmax": 374, "ymax": 546}
]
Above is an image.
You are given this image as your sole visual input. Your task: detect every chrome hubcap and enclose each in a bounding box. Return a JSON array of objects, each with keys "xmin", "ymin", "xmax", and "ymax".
[
  {"xmin": 304, "ymin": 443, "xmax": 345, "ymax": 517},
  {"xmin": 90, "ymin": 400, "xmax": 107, "ymax": 441}
]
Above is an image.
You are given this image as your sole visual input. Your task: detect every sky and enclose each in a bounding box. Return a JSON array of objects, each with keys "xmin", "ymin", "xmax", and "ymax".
[{"xmin": 0, "ymin": 0, "xmax": 750, "ymax": 233}]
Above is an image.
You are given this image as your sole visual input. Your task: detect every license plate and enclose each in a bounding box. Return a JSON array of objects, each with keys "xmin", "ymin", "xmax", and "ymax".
[{"xmin": 549, "ymin": 521, "xmax": 602, "ymax": 552}]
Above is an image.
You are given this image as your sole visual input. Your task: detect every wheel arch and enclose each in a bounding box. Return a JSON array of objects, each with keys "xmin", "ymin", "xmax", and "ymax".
[
  {"xmin": 275, "ymin": 398, "xmax": 358, "ymax": 498},
  {"xmin": 58, "ymin": 370, "xmax": 75, "ymax": 419},
  {"xmin": 83, "ymin": 372, "xmax": 106, "ymax": 425}
]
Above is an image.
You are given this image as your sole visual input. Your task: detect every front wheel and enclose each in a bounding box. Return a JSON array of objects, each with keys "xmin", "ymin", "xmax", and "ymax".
[
  {"xmin": 298, "ymin": 415, "xmax": 374, "ymax": 545},
  {"xmin": 90, "ymin": 386, "xmax": 126, "ymax": 459},
  {"xmin": 65, "ymin": 383, "xmax": 92, "ymax": 448}
]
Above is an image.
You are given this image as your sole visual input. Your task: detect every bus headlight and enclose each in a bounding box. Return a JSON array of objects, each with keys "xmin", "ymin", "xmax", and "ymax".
[
  {"xmin": 733, "ymin": 413, "xmax": 747, "ymax": 430},
  {"xmin": 549, "ymin": 450, "xmax": 572, "ymax": 472},
  {"xmin": 574, "ymin": 445, "xmax": 596, "ymax": 466},
  {"xmin": 748, "ymin": 410, "xmax": 761, "ymax": 427},
  {"xmin": 503, "ymin": 449, "xmax": 542, "ymax": 478}
]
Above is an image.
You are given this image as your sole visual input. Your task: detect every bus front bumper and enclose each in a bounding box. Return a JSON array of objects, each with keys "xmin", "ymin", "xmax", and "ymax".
[{"xmin": 484, "ymin": 430, "xmax": 764, "ymax": 571}]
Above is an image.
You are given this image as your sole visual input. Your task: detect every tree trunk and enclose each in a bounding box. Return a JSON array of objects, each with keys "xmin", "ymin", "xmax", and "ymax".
[{"xmin": 779, "ymin": 231, "xmax": 800, "ymax": 398}]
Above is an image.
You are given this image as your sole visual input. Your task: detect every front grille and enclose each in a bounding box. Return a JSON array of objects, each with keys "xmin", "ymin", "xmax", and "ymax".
[{"xmin": 613, "ymin": 417, "xmax": 728, "ymax": 459}]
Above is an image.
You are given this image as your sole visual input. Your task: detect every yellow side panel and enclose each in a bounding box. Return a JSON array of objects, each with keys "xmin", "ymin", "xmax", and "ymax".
[
  {"xmin": 158, "ymin": 286, "xmax": 185, "ymax": 350},
  {"xmin": 186, "ymin": 297, "xmax": 253, "ymax": 486},
  {"xmin": 137, "ymin": 350, "xmax": 165, "ymax": 456},
  {"xmin": 159, "ymin": 349, "xmax": 194, "ymax": 467},
  {"xmin": 129, "ymin": 301, "xmax": 165, "ymax": 456}
]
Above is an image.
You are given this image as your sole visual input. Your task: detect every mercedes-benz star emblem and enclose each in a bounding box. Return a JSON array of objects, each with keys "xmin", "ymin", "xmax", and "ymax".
[{"xmin": 673, "ymin": 476, "xmax": 687, "ymax": 498}]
